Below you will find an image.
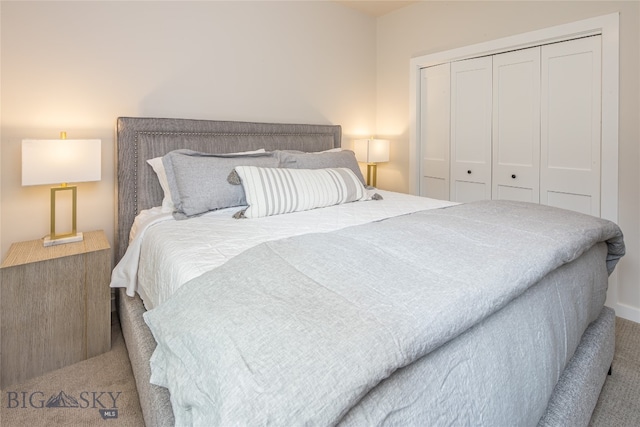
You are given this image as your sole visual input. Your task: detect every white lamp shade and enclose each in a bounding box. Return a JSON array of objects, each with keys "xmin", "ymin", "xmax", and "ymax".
[
  {"xmin": 353, "ymin": 139, "xmax": 390, "ymax": 163},
  {"xmin": 22, "ymin": 139, "xmax": 101, "ymax": 186}
]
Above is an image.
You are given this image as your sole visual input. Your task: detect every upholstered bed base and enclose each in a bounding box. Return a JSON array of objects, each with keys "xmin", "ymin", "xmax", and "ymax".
[
  {"xmin": 118, "ymin": 288, "xmax": 175, "ymax": 427},
  {"xmin": 539, "ymin": 306, "xmax": 615, "ymax": 426}
]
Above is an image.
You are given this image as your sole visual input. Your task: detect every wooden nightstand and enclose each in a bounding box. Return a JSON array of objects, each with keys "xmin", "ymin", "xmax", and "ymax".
[{"xmin": 1, "ymin": 230, "xmax": 111, "ymax": 389}]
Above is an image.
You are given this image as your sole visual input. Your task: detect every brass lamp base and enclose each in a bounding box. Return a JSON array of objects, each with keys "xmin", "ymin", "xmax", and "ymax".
[
  {"xmin": 43, "ymin": 232, "xmax": 84, "ymax": 247},
  {"xmin": 44, "ymin": 184, "xmax": 82, "ymax": 247},
  {"xmin": 366, "ymin": 163, "xmax": 378, "ymax": 187}
]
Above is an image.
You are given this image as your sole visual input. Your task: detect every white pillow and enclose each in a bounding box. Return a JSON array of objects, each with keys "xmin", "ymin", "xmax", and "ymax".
[
  {"xmin": 147, "ymin": 149, "xmax": 266, "ymax": 212},
  {"xmin": 146, "ymin": 157, "xmax": 174, "ymax": 212},
  {"xmin": 233, "ymin": 166, "xmax": 373, "ymax": 219}
]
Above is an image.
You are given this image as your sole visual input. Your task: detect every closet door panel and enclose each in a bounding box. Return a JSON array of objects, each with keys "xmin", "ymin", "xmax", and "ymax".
[
  {"xmin": 421, "ymin": 177, "xmax": 449, "ymax": 201},
  {"xmin": 450, "ymin": 56, "xmax": 492, "ymax": 203},
  {"xmin": 541, "ymin": 36, "xmax": 601, "ymax": 216},
  {"xmin": 492, "ymin": 47, "xmax": 541, "ymax": 203},
  {"xmin": 496, "ymin": 185, "xmax": 534, "ymax": 202},
  {"xmin": 420, "ymin": 63, "xmax": 450, "ymax": 199}
]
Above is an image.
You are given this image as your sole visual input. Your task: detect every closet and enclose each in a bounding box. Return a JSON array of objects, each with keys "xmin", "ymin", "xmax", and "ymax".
[{"xmin": 419, "ymin": 36, "xmax": 602, "ymax": 217}]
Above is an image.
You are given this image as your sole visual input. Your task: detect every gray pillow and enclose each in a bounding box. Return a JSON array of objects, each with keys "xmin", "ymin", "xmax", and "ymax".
[
  {"xmin": 276, "ymin": 150, "xmax": 366, "ymax": 186},
  {"xmin": 163, "ymin": 149, "xmax": 280, "ymax": 219}
]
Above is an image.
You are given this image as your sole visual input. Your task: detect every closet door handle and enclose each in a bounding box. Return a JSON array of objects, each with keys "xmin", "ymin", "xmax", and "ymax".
[
  {"xmin": 467, "ymin": 170, "xmax": 472, "ymax": 174},
  {"xmin": 511, "ymin": 174, "xmax": 517, "ymax": 179}
]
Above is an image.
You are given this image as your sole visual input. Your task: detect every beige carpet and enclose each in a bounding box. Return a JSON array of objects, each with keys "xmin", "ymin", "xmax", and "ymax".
[
  {"xmin": 1, "ymin": 314, "xmax": 144, "ymax": 426},
  {"xmin": 2, "ymin": 315, "xmax": 638, "ymax": 426},
  {"xmin": 590, "ymin": 317, "xmax": 640, "ymax": 426}
]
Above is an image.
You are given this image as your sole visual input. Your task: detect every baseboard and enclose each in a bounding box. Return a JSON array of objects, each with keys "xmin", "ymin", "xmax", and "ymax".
[{"xmin": 610, "ymin": 302, "xmax": 640, "ymax": 324}]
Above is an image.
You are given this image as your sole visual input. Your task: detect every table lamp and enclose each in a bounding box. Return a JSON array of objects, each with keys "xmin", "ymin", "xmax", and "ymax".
[
  {"xmin": 353, "ymin": 138, "xmax": 390, "ymax": 187},
  {"xmin": 22, "ymin": 133, "xmax": 101, "ymax": 246}
]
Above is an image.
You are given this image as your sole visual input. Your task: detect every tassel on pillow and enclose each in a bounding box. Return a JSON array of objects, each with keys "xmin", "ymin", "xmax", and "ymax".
[{"xmin": 227, "ymin": 169, "xmax": 242, "ymax": 185}]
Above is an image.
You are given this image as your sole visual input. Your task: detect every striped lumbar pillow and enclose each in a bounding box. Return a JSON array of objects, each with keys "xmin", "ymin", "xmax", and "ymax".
[{"xmin": 233, "ymin": 166, "xmax": 372, "ymax": 218}]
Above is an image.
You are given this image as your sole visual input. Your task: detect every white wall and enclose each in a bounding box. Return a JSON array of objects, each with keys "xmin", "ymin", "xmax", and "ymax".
[
  {"xmin": 0, "ymin": 1, "xmax": 378, "ymax": 259},
  {"xmin": 376, "ymin": 1, "xmax": 640, "ymax": 321}
]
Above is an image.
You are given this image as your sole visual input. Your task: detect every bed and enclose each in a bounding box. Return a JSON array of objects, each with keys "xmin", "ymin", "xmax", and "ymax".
[{"xmin": 112, "ymin": 116, "xmax": 625, "ymax": 427}]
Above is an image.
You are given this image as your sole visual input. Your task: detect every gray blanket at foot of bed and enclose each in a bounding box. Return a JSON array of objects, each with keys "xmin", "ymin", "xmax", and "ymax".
[{"xmin": 143, "ymin": 200, "xmax": 624, "ymax": 426}]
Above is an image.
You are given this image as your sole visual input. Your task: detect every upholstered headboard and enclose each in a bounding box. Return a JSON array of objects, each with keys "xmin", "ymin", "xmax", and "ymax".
[{"xmin": 115, "ymin": 117, "xmax": 342, "ymax": 261}]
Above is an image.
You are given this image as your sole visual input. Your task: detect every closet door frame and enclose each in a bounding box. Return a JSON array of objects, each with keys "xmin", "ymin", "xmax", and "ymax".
[{"xmin": 409, "ymin": 13, "xmax": 619, "ymax": 224}]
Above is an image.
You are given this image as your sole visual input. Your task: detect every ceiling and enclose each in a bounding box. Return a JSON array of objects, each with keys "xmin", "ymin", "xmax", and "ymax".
[{"xmin": 334, "ymin": 1, "xmax": 419, "ymax": 17}]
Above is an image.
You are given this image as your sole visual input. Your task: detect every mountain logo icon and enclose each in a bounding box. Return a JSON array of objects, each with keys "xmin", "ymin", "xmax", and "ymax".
[{"xmin": 45, "ymin": 391, "xmax": 79, "ymax": 408}]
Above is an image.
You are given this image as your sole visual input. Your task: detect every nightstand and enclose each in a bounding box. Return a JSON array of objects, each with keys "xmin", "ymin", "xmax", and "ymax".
[{"xmin": 1, "ymin": 230, "xmax": 111, "ymax": 389}]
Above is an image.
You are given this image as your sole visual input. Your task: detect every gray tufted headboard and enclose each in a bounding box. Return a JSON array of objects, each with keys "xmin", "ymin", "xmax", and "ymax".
[{"xmin": 115, "ymin": 117, "xmax": 342, "ymax": 262}]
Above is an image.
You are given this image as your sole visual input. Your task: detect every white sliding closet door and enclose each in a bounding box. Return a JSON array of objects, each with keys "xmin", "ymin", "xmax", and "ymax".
[
  {"xmin": 450, "ymin": 56, "xmax": 492, "ymax": 203},
  {"xmin": 541, "ymin": 36, "xmax": 601, "ymax": 216},
  {"xmin": 492, "ymin": 47, "xmax": 541, "ymax": 203},
  {"xmin": 419, "ymin": 63, "xmax": 450, "ymax": 200}
]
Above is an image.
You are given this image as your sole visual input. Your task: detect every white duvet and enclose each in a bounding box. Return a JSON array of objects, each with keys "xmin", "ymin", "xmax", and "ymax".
[{"xmin": 110, "ymin": 190, "xmax": 457, "ymax": 309}]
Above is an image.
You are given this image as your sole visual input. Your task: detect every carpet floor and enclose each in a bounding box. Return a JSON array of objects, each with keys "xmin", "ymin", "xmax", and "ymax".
[
  {"xmin": 1, "ymin": 314, "xmax": 638, "ymax": 426},
  {"xmin": 590, "ymin": 317, "xmax": 640, "ymax": 426},
  {"xmin": 1, "ymin": 314, "xmax": 144, "ymax": 426}
]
